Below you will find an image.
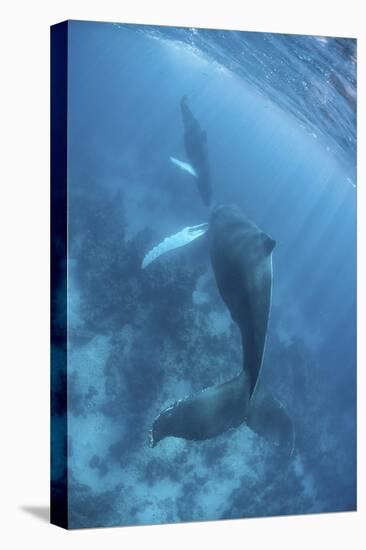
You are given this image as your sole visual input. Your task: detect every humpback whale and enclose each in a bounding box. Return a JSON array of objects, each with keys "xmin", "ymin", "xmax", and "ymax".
[
  {"xmin": 149, "ymin": 205, "xmax": 294, "ymax": 452},
  {"xmin": 208, "ymin": 205, "xmax": 275, "ymax": 394},
  {"xmin": 179, "ymin": 95, "xmax": 212, "ymax": 206}
]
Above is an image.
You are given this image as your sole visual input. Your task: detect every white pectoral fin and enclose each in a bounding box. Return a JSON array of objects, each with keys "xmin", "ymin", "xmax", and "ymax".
[
  {"xmin": 142, "ymin": 223, "xmax": 208, "ymax": 269},
  {"xmin": 170, "ymin": 156, "xmax": 198, "ymax": 178}
]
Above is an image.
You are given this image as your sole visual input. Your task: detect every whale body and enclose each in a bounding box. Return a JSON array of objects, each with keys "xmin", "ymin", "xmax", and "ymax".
[
  {"xmin": 150, "ymin": 206, "xmax": 296, "ymax": 450},
  {"xmin": 209, "ymin": 205, "xmax": 275, "ymax": 394},
  {"xmin": 180, "ymin": 95, "xmax": 212, "ymax": 206}
]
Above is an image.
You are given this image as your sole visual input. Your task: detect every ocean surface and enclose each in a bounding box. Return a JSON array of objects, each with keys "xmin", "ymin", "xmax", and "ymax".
[{"xmin": 52, "ymin": 20, "xmax": 356, "ymax": 528}]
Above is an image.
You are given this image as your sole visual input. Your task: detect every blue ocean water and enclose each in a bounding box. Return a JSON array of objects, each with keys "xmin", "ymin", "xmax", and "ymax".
[{"xmin": 56, "ymin": 20, "xmax": 356, "ymax": 528}]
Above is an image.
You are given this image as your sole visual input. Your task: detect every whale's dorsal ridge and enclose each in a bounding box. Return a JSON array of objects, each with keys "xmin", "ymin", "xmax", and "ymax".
[{"xmin": 260, "ymin": 232, "xmax": 276, "ymax": 255}]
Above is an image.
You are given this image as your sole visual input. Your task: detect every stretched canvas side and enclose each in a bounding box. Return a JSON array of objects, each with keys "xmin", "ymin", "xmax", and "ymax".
[{"xmin": 50, "ymin": 20, "xmax": 69, "ymax": 530}]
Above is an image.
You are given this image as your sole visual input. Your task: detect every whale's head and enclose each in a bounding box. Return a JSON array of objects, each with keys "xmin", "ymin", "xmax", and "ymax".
[
  {"xmin": 209, "ymin": 204, "xmax": 276, "ymax": 258},
  {"xmin": 209, "ymin": 204, "xmax": 248, "ymax": 230}
]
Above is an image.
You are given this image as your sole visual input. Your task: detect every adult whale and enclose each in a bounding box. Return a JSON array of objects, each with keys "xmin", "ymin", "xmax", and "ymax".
[
  {"xmin": 150, "ymin": 205, "xmax": 294, "ymax": 452},
  {"xmin": 209, "ymin": 205, "xmax": 275, "ymax": 394}
]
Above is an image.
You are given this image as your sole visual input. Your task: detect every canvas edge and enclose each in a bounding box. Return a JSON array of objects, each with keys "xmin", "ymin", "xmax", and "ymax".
[{"xmin": 50, "ymin": 20, "xmax": 69, "ymax": 530}]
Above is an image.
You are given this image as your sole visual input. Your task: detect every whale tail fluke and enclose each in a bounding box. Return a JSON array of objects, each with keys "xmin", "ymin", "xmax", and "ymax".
[
  {"xmin": 246, "ymin": 384, "xmax": 295, "ymax": 456},
  {"xmin": 150, "ymin": 370, "xmax": 251, "ymax": 447},
  {"xmin": 149, "ymin": 375, "xmax": 295, "ymax": 455}
]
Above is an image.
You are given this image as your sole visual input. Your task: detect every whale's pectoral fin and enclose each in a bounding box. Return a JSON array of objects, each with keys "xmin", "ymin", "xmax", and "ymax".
[
  {"xmin": 246, "ymin": 385, "xmax": 295, "ymax": 456},
  {"xmin": 170, "ymin": 156, "xmax": 198, "ymax": 178},
  {"xmin": 142, "ymin": 223, "xmax": 208, "ymax": 269}
]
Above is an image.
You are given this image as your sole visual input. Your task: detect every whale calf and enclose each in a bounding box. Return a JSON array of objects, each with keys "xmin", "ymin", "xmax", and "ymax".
[
  {"xmin": 150, "ymin": 205, "xmax": 295, "ymax": 449},
  {"xmin": 180, "ymin": 95, "xmax": 212, "ymax": 206}
]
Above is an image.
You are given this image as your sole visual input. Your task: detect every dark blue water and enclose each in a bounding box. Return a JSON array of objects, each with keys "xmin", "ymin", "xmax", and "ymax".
[{"xmin": 55, "ymin": 20, "xmax": 356, "ymax": 528}]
